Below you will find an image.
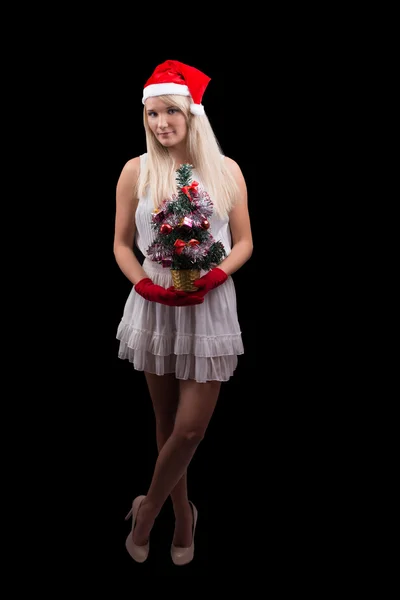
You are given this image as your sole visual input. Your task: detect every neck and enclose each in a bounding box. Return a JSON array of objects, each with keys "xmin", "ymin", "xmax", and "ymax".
[{"xmin": 167, "ymin": 148, "xmax": 193, "ymax": 170}]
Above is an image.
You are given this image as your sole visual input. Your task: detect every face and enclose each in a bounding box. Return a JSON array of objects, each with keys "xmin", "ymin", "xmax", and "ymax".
[{"xmin": 145, "ymin": 97, "xmax": 188, "ymax": 148}]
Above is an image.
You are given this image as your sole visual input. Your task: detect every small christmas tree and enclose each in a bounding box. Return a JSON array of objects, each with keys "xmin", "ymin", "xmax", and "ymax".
[{"xmin": 147, "ymin": 164, "xmax": 226, "ymax": 290}]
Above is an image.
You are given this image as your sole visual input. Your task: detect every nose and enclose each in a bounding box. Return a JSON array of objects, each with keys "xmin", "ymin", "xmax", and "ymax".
[{"xmin": 158, "ymin": 114, "xmax": 169, "ymax": 129}]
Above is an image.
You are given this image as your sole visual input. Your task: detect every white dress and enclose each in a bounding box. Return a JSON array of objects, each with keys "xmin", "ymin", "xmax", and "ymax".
[{"xmin": 116, "ymin": 153, "xmax": 244, "ymax": 383}]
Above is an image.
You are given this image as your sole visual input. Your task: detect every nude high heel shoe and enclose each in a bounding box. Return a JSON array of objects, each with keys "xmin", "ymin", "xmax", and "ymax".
[
  {"xmin": 171, "ymin": 501, "xmax": 198, "ymax": 566},
  {"xmin": 125, "ymin": 495, "xmax": 149, "ymax": 563}
]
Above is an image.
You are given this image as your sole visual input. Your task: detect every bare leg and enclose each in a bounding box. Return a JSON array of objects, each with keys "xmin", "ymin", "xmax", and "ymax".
[
  {"xmin": 133, "ymin": 378, "xmax": 221, "ymax": 546},
  {"xmin": 144, "ymin": 372, "xmax": 191, "ymax": 545}
]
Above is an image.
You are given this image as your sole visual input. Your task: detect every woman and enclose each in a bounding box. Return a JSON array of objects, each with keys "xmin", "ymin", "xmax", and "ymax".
[{"xmin": 114, "ymin": 60, "xmax": 253, "ymax": 565}]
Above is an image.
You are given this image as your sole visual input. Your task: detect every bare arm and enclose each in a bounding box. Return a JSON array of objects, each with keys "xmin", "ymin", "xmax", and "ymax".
[
  {"xmin": 218, "ymin": 157, "xmax": 253, "ymax": 276},
  {"xmin": 113, "ymin": 157, "xmax": 149, "ymax": 285}
]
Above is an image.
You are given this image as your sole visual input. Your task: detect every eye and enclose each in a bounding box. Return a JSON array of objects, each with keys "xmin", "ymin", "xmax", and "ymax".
[
  {"xmin": 168, "ymin": 108, "xmax": 178, "ymax": 114},
  {"xmin": 148, "ymin": 111, "xmax": 157, "ymax": 117}
]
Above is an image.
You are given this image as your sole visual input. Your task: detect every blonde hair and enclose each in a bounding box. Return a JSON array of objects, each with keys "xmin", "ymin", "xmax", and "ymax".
[{"xmin": 136, "ymin": 95, "xmax": 240, "ymax": 218}]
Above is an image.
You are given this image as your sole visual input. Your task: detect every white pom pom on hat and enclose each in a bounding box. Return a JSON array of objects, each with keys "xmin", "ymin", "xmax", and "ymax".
[{"xmin": 142, "ymin": 59, "xmax": 211, "ymax": 116}]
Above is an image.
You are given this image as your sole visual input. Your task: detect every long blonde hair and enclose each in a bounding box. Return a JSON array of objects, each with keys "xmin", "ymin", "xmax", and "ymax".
[{"xmin": 136, "ymin": 95, "xmax": 240, "ymax": 218}]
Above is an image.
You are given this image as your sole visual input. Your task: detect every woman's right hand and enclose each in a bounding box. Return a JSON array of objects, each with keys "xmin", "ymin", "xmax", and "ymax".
[{"xmin": 135, "ymin": 278, "xmax": 204, "ymax": 307}]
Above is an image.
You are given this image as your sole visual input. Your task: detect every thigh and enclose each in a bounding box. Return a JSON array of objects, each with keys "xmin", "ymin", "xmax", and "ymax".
[
  {"xmin": 175, "ymin": 379, "xmax": 221, "ymax": 436},
  {"xmin": 145, "ymin": 372, "xmax": 180, "ymax": 420}
]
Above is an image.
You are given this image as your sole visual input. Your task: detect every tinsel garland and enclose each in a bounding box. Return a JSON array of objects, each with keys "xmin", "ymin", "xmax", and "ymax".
[{"xmin": 147, "ymin": 164, "xmax": 226, "ymax": 271}]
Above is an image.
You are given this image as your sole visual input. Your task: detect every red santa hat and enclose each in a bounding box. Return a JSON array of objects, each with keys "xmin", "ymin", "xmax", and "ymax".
[{"xmin": 142, "ymin": 59, "xmax": 211, "ymax": 116}]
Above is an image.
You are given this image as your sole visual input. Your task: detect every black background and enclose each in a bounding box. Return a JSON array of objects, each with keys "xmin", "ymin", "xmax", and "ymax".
[
  {"xmin": 16, "ymin": 24, "xmax": 341, "ymax": 586},
  {"xmin": 81, "ymin": 52, "xmax": 321, "ymax": 579}
]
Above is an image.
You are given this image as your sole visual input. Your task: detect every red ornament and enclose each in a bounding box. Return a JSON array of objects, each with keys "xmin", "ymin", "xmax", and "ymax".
[
  {"xmin": 160, "ymin": 223, "xmax": 172, "ymax": 234},
  {"xmin": 201, "ymin": 219, "xmax": 210, "ymax": 230}
]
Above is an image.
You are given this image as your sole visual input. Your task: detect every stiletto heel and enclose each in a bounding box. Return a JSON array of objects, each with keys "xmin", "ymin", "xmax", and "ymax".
[
  {"xmin": 171, "ymin": 501, "xmax": 198, "ymax": 566},
  {"xmin": 125, "ymin": 495, "xmax": 149, "ymax": 563}
]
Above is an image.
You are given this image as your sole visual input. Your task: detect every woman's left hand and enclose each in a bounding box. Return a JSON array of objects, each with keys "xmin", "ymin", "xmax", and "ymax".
[{"xmin": 192, "ymin": 267, "xmax": 228, "ymax": 298}]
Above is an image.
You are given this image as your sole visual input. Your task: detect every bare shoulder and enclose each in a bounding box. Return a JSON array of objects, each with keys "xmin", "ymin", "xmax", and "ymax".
[
  {"xmin": 223, "ymin": 156, "xmax": 247, "ymax": 198},
  {"xmin": 115, "ymin": 159, "xmax": 142, "ymax": 225},
  {"xmin": 118, "ymin": 156, "xmax": 141, "ymax": 184},
  {"xmin": 116, "ymin": 156, "xmax": 141, "ymax": 204},
  {"xmin": 223, "ymin": 156, "xmax": 246, "ymax": 182},
  {"xmin": 123, "ymin": 156, "xmax": 141, "ymax": 172}
]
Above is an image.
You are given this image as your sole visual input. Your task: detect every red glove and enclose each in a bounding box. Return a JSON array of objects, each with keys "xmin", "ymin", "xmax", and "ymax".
[
  {"xmin": 192, "ymin": 268, "xmax": 228, "ymax": 298},
  {"xmin": 135, "ymin": 278, "xmax": 203, "ymax": 306}
]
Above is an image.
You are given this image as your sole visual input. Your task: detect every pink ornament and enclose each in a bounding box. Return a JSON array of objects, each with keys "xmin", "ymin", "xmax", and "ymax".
[{"xmin": 180, "ymin": 216, "xmax": 193, "ymax": 230}]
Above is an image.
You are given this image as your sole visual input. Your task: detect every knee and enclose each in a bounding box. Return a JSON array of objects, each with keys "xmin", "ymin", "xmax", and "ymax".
[{"xmin": 173, "ymin": 427, "xmax": 205, "ymax": 446}]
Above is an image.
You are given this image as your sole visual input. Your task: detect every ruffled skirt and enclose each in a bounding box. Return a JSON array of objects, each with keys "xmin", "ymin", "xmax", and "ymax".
[{"xmin": 116, "ymin": 258, "xmax": 244, "ymax": 383}]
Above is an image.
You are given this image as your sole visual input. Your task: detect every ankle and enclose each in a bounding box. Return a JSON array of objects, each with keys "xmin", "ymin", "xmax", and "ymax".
[
  {"xmin": 173, "ymin": 500, "xmax": 192, "ymax": 519},
  {"xmin": 141, "ymin": 497, "xmax": 161, "ymax": 521}
]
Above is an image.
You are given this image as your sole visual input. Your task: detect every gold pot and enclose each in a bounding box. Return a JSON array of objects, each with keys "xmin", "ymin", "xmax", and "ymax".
[{"xmin": 171, "ymin": 268, "xmax": 200, "ymax": 292}]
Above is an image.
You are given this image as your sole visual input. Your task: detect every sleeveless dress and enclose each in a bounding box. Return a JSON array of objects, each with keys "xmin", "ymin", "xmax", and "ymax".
[{"xmin": 116, "ymin": 153, "xmax": 244, "ymax": 383}]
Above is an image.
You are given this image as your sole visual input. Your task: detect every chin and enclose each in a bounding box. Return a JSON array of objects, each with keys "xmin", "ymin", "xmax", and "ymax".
[{"xmin": 160, "ymin": 139, "xmax": 178, "ymax": 148}]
